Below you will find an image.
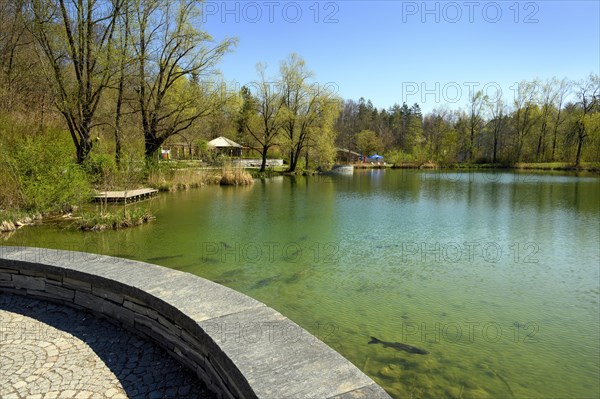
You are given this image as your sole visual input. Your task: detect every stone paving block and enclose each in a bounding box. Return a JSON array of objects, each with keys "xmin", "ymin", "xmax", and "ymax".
[
  {"xmin": 0, "ymin": 267, "xmax": 19, "ymax": 274},
  {"xmin": 46, "ymin": 284, "xmax": 75, "ymax": 301},
  {"xmin": 0, "ymin": 280, "xmax": 15, "ymax": 288},
  {"xmin": 63, "ymin": 278, "xmax": 91, "ymax": 293},
  {"xmin": 172, "ymin": 338, "xmax": 212, "ymax": 373},
  {"xmin": 0, "ymin": 287, "xmax": 26, "ymax": 296},
  {"xmin": 20, "ymin": 269, "xmax": 62, "ymax": 282},
  {"xmin": 74, "ymin": 291, "xmax": 104, "ymax": 312},
  {"xmin": 124, "ymin": 300, "xmax": 158, "ymax": 319},
  {"xmin": 91, "ymin": 286, "xmax": 123, "ymax": 304},
  {"xmin": 181, "ymin": 329, "xmax": 211, "ymax": 356},
  {"xmin": 25, "ymin": 289, "xmax": 72, "ymax": 304},
  {"xmin": 0, "ymin": 272, "xmax": 12, "ymax": 281},
  {"xmin": 101, "ymin": 300, "xmax": 134, "ymax": 328},
  {"xmin": 12, "ymin": 275, "xmax": 45, "ymax": 291},
  {"xmin": 157, "ymin": 314, "xmax": 182, "ymax": 336}
]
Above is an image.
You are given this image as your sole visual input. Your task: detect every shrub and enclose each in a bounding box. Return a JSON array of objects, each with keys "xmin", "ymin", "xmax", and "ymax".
[
  {"xmin": 83, "ymin": 152, "xmax": 116, "ymax": 185},
  {"xmin": 0, "ymin": 144, "xmax": 25, "ymax": 210},
  {"xmin": 13, "ymin": 131, "xmax": 92, "ymax": 212}
]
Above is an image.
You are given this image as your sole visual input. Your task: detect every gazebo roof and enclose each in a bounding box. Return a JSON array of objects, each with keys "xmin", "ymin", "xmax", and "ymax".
[{"xmin": 208, "ymin": 136, "xmax": 242, "ymax": 148}]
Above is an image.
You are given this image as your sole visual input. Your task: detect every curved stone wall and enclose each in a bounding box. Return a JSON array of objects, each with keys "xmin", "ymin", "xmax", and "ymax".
[{"xmin": 0, "ymin": 246, "xmax": 391, "ymax": 399}]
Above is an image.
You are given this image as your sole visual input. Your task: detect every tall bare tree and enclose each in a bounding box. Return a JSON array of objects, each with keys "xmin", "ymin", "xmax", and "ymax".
[
  {"xmin": 1, "ymin": 0, "xmax": 29, "ymax": 111},
  {"xmin": 467, "ymin": 90, "xmax": 486, "ymax": 162},
  {"xmin": 550, "ymin": 78, "xmax": 570, "ymax": 161},
  {"xmin": 113, "ymin": 0, "xmax": 130, "ymax": 167},
  {"xmin": 512, "ymin": 80, "xmax": 538, "ymax": 162},
  {"xmin": 573, "ymin": 74, "xmax": 600, "ymax": 165},
  {"xmin": 486, "ymin": 97, "xmax": 507, "ymax": 164},
  {"xmin": 240, "ymin": 65, "xmax": 284, "ymax": 172},
  {"xmin": 30, "ymin": 0, "xmax": 122, "ymax": 163},
  {"xmin": 132, "ymin": 0, "xmax": 235, "ymax": 161}
]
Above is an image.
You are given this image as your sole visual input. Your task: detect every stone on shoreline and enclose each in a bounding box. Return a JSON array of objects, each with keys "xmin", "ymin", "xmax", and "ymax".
[{"xmin": 1, "ymin": 220, "xmax": 16, "ymax": 232}]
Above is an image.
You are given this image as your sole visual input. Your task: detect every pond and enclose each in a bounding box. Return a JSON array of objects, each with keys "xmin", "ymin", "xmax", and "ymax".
[{"xmin": 3, "ymin": 169, "xmax": 599, "ymax": 399}]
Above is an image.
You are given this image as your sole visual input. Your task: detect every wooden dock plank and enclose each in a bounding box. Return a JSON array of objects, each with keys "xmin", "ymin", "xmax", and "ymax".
[{"xmin": 93, "ymin": 188, "xmax": 158, "ymax": 203}]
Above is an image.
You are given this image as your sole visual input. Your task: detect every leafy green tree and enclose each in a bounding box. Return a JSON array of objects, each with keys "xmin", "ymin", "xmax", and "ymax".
[
  {"xmin": 356, "ymin": 129, "xmax": 383, "ymax": 157},
  {"xmin": 423, "ymin": 107, "xmax": 453, "ymax": 162},
  {"xmin": 303, "ymin": 96, "xmax": 341, "ymax": 169},
  {"xmin": 278, "ymin": 53, "xmax": 339, "ymax": 172}
]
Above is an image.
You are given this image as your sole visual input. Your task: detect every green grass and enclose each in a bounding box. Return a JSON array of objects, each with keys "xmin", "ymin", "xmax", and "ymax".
[{"xmin": 75, "ymin": 207, "xmax": 154, "ymax": 231}]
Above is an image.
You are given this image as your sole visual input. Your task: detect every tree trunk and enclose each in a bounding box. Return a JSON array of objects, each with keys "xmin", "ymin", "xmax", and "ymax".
[
  {"xmin": 288, "ymin": 156, "xmax": 298, "ymax": 173},
  {"xmin": 76, "ymin": 134, "xmax": 93, "ymax": 164},
  {"xmin": 288, "ymin": 142, "xmax": 304, "ymax": 172},
  {"xmin": 575, "ymin": 137, "xmax": 583, "ymax": 166},
  {"xmin": 114, "ymin": 128, "xmax": 122, "ymax": 167},
  {"xmin": 259, "ymin": 145, "xmax": 269, "ymax": 172},
  {"xmin": 575, "ymin": 122, "xmax": 585, "ymax": 166},
  {"xmin": 492, "ymin": 133, "xmax": 498, "ymax": 164},
  {"xmin": 469, "ymin": 126, "xmax": 475, "ymax": 162},
  {"xmin": 551, "ymin": 107, "xmax": 562, "ymax": 161},
  {"xmin": 145, "ymin": 135, "xmax": 167, "ymax": 162},
  {"xmin": 305, "ymin": 149, "xmax": 309, "ymax": 170}
]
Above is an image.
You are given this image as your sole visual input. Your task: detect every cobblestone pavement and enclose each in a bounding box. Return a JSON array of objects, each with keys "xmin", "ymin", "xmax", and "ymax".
[{"xmin": 0, "ymin": 294, "xmax": 216, "ymax": 399}]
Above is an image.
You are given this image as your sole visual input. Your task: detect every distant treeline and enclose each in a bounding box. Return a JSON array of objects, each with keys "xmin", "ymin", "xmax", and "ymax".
[{"xmin": 336, "ymin": 77, "xmax": 599, "ymax": 166}]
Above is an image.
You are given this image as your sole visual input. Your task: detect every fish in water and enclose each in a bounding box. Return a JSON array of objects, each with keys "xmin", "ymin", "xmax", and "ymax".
[
  {"xmin": 251, "ymin": 275, "xmax": 280, "ymax": 289},
  {"xmin": 218, "ymin": 268, "xmax": 243, "ymax": 279},
  {"xmin": 201, "ymin": 257, "xmax": 220, "ymax": 265},
  {"xmin": 147, "ymin": 255, "xmax": 183, "ymax": 262},
  {"xmin": 368, "ymin": 337, "xmax": 429, "ymax": 355},
  {"xmin": 219, "ymin": 241, "xmax": 232, "ymax": 249}
]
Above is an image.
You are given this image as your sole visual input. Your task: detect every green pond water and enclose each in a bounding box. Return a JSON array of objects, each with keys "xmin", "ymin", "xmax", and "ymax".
[{"xmin": 2, "ymin": 169, "xmax": 599, "ymax": 399}]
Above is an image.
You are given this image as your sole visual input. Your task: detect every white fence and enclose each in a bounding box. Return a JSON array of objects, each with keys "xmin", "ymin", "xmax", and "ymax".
[{"xmin": 233, "ymin": 159, "xmax": 284, "ymax": 168}]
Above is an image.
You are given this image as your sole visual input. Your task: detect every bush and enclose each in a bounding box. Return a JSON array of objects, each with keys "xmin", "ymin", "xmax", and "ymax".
[
  {"xmin": 83, "ymin": 152, "xmax": 116, "ymax": 185},
  {"xmin": 385, "ymin": 150, "xmax": 416, "ymax": 165},
  {"xmin": 0, "ymin": 144, "xmax": 25, "ymax": 210},
  {"xmin": 13, "ymin": 131, "xmax": 92, "ymax": 212}
]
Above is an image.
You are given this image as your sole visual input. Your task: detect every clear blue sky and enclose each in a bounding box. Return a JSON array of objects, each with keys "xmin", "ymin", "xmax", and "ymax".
[{"xmin": 201, "ymin": 1, "xmax": 600, "ymax": 113}]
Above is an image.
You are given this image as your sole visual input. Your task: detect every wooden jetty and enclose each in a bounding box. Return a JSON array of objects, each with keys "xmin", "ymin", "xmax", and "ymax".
[{"xmin": 94, "ymin": 188, "xmax": 158, "ymax": 204}]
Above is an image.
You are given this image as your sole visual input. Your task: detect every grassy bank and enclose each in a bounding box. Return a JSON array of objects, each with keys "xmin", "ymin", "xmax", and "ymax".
[{"xmin": 74, "ymin": 207, "xmax": 154, "ymax": 231}]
